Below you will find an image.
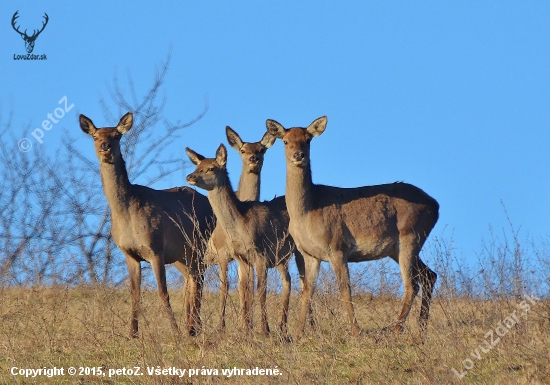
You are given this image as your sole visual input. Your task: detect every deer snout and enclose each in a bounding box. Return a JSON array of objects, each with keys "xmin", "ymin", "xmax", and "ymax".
[
  {"xmin": 293, "ymin": 151, "xmax": 305, "ymax": 162},
  {"xmin": 186, "ymin": 173, "xmax": 196, "ymax": 185},
  {"xmin": 100, "ymin": 142, "xmax": 111, "ymax": 152},
  {"xmin": 249, "ymin": 155, "xmax": 259, "ymax": 163}
]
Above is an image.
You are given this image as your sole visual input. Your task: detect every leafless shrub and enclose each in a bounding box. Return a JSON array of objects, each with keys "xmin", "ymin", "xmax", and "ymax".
[
  {"xmin": 0, "ymin": 53, "xmax": 208, "ymax": 286},
  {"xmin": 0, "ymin": 113, "xmax": 75, "ymax": 285}
]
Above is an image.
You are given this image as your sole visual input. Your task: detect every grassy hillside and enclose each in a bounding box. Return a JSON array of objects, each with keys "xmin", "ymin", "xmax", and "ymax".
[{"xmin": 1, "ymin": 283, "xmax": 548, "ymax": 384}]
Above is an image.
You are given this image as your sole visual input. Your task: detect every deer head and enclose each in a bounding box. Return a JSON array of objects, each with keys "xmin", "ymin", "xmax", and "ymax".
[
  {"xmin": 79, "ymin": 113, "xmax": 133, "ymax": 164},
  {"xmin": 267, "ymin": 116, "xmax": 327, "ymax": 168},
  {"xmin": 186, "ymin": 145, "xmax": 228, "ymax": 191},
  {"xmin": 225, "ymin": 126, "xmax": 275, "ymax": 173},
  {"xmin": 12, "ymin": 11, "xmax": 49, "ymax": 53}
]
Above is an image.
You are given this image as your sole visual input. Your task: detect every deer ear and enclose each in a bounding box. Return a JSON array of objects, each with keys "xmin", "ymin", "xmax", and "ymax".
[
  {"xmin": 186, "ymin": 147, "xmax": 205, "ymax": 166},
  {"xmin": 116, "ymin": 112, "xmax": 133, "ymax": 135},
  {"xmin": 216, "ymin": 144, "xmax": 227, "ymax": 167},
  {"xmin": 225, "ymin": 126, "xmax": 243, "ymax": 151},
  {"xmin": 260, "ymin": 131, "xmax": 276, "ymax": 149},
  {"xmin": 306, "ymin": 116, "xmax": 327, "ymax": 137},
  {"xmin": 266, "ymin": 119, "xmax": 286, "ymax": 139},
  {"xmin": 79, "ymin": 115, "xmax": 97, "ymax": 136}
]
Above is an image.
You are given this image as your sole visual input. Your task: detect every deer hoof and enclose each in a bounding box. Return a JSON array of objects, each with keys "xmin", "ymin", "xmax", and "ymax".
[
  {"xmin": 393, "ymin": 324, "xmax": 404, "ymax": 333},
  {"xmin": 279, "ymin": 334, "xmax": 293, "ymax": 343},
  {"xmin": 188, "ymin": 326, "xmax": 199, "ymax": 337}
]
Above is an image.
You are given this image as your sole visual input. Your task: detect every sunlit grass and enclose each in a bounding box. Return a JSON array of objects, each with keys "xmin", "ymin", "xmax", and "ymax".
[{"xmin": 1, "ymin": 283, "xmax": 548, "ymax": 384}]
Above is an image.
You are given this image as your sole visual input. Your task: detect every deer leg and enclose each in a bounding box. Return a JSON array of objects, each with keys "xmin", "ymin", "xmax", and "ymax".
[
  {"xmin": 189, "ymin": 250, "xmax": 205, "ymax": 337},
  {"xmin": 124, "ymin": 253, "xmax": 141, "ymax": 338},
  {"xmin": 237, "ymin": 261, "xmax": 253, "ymax": 332},
  {"xmin": 416, "ymin": 258, "xmax": 437, "ymax": 333},
  {"xmin": 186, "ymin": 269, "xmax": 204, "ymax": 337},
  {"xmin": 174, "ymin": 261, "xmax": 196, "ymax": 336},
  {"xmin": 276, "ymin": 263, "xmax": 291, "ymax": 337},
  {"xmin": 295, "ymin": 251, "xmax": 316, "ymax": 328},
  {"xmin": 331, "ymin": 257, "xmax": 361, "ymax": 337},
  {"xmin": 150, "ymin": 257, "xmax": 180, "ymax": 336},
  {"xmin": 182, "ymin": 278, "xmax": 190, "ymax": 326},
  {"xmin": 218, "ymin": 252, "xmax": 230, "ymax": 331},
  {"xmin": 256, "ymin": 259, "xmax": 270, "ymax": 336},
  {"xmin": 173, "ymin": 261, "xmax": 189, "ymax": 326},
  {"xmin": 296, "ymin": 254, "xmax": 320, "ymax": 340},
  {"xmin": 394, "ymin": 238, "xmax": 421, "ymax": 333}
]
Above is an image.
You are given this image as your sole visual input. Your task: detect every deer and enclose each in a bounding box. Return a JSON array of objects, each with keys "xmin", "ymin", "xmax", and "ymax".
[
  {"xmin": 79, "ymin": 112, "xmax": 213, "ymax": 338},
  {"xmin": 205, "ymin": 126, "xmax": 275, "ymax": 330},
  {"xmin": 267, "ymin": 116, "xmax": 439, "ymax": 340},
  {"xmin": 186, "ymin": 144, "xmax": 296, "ymax": 337},
  {"xmin": 11, "ymin": 11, "xmax": 49, "ymax": 54},
  {"xmin": 203, "ymin": 127, "xmax": 313, "ymax": 332}
]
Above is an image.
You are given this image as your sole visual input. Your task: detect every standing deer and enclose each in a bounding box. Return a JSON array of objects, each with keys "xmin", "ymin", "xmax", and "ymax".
[
  {"xmin": 206, "ymin": 126, "xmax": 275, "ymax": 330},
  {"xmin": 186, "ymin": 144, "xmax": 295, "ymax": 336},
  {"xmin": 79, "ymin": 112, "xmax": 213, "ymax": 338},
  {"xmin": 267, "ymin": 116, "xmax": 439, "ymax": 339}
]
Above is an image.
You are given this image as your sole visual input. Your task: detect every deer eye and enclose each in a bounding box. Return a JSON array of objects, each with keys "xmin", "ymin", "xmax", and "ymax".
[
  {"xmin": 207, "ymin": 167, "xmax": 214, "ymax": 172},
  {"xmin": 240, "ymin": 149, "xmax": 245, "ymax": 154},
  {"xmin": 283, "ymin": 140, "xmax": 288, "ymax": 145}
]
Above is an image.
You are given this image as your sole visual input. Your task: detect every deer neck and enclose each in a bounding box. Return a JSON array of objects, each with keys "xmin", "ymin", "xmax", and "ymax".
[
  {"xmin": 99, "ymin": 158, "xmax": 133, "ymax": 218},
  {"xmin": 235, "ymin": 168, "xmax": 260, "ymax": 201},
  {"xmin": 285, "ymin": 162, "xmax": 314, "ymax": 218},
  {"xmin": 207, "ymin": 173, "xmax": 244, "ymax": 235}
]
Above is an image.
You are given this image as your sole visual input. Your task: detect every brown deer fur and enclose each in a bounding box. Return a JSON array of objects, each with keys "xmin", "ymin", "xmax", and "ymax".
[
  {"xmin": 79, "ymin": 112, "xmax": 213, "ymax": 338},
  {"xmin": 205, "ymin": 126, "xmax": 275, "ymax": 330},
  {"xmin": 186, "ymin": 144, "xmax": 295, "ymax": 336},
  {"xmin": 267, "ymin": 116, "xmax": 439, "ymax": 339}
]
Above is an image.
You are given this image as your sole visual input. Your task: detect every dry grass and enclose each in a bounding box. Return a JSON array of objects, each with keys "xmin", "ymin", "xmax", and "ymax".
[{"xmin": 1, "ymin": 282, "xmax": 548, "ymax": 384}]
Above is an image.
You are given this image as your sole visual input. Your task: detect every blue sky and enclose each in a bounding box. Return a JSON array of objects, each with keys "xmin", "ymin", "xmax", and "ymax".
[{"xmin": 2, "ymin": 1, "xmax": 549, "ymax": 263}]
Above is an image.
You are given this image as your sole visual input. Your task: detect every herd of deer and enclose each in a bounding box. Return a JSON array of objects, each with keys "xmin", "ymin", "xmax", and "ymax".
[{"xmin": 79, "ymin": 112, "xmax": 439, "ymax": 341}]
